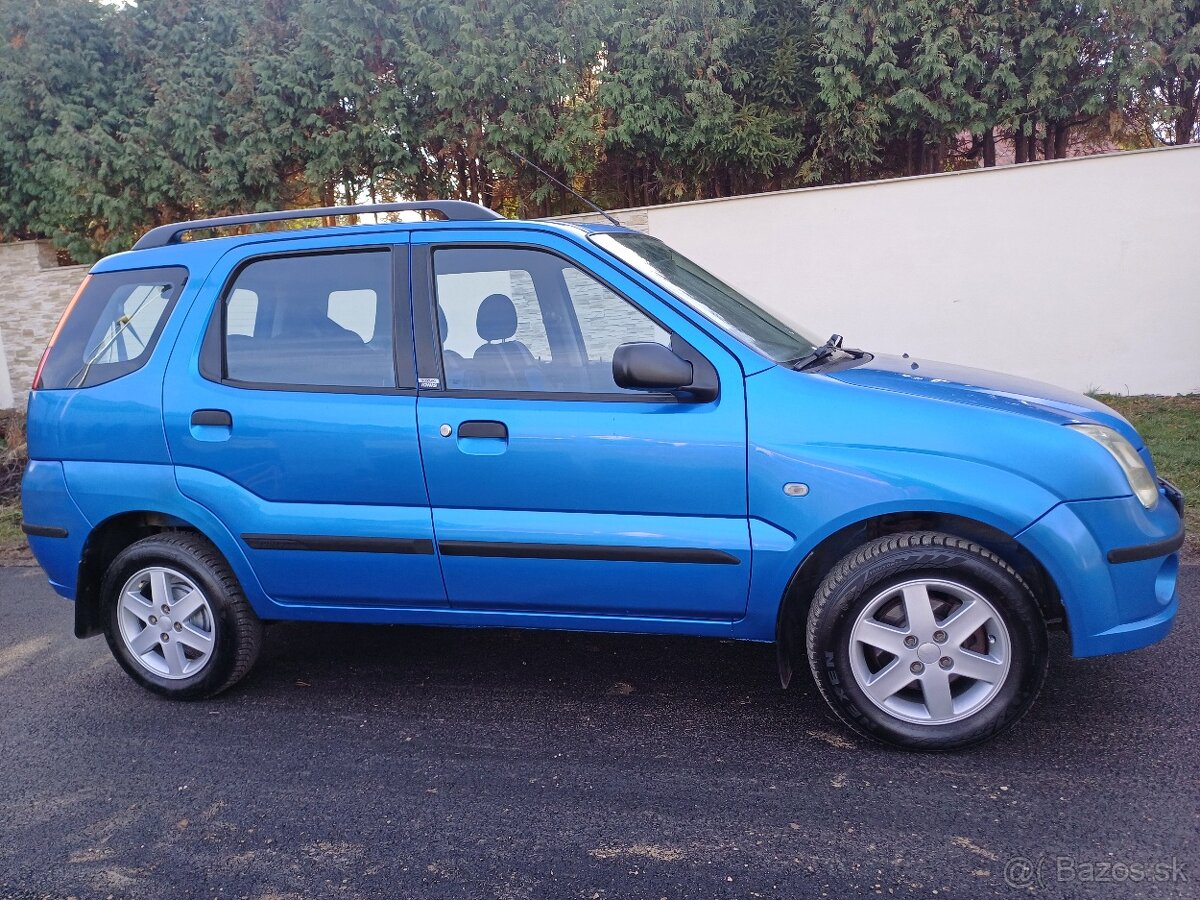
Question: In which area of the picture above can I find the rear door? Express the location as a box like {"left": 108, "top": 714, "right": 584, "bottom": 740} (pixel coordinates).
{"left": 163, "top": 233, "right": 447, "bottom": 609}
{"left": 411, "top": 228, "right": 751, "bottom": 621}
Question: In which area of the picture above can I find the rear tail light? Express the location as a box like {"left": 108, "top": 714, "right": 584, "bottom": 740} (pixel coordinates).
{"left": 32, "top": 275, "right": 90, "bottom": 390}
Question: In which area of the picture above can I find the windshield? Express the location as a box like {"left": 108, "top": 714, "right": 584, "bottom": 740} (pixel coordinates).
{"left": 592, "top": 232, "right": 818, "bottom": 363}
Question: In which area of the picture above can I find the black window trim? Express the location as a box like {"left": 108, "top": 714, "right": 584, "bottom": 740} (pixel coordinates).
{"left": 199, "top": 245, "right": 417, "bottom": 396}
{"left": 412, "top": 241, "right": 720, "bottom": 404}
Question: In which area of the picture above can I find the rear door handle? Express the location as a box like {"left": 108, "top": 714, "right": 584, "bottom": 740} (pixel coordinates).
{"left": 191, "top": 409, "right": 232, "bottom": 427}
{"left": 457, "top": 420, "right": 507, "bottom": 439}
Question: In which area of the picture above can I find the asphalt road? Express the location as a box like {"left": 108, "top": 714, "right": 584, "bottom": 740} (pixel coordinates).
{"left": 0, "top": 566, "right": 1196, "bottom": 900}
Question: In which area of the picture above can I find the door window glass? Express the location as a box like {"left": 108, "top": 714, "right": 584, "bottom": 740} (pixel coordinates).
{"left": 222, "top": 251, "right": 397, "bottom": 388}
{"left": 432, "top": 247, "right": 668, "bottom": 394}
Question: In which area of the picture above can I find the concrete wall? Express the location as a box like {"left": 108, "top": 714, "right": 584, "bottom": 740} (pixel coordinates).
{"left": 0, "top": 242, "right": 88, "bottom": 408}
{"left": 563, "top": 145, "right": 1200, "bottom": 395}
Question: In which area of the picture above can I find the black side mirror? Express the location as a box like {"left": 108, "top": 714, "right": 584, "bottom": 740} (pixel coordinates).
{"left": 613, "top": 342, "right": 696, "bottom": 394}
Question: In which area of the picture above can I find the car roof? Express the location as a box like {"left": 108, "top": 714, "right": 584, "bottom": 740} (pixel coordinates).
{"left": 90, "top": 206, "right": 637, "bottom": 274}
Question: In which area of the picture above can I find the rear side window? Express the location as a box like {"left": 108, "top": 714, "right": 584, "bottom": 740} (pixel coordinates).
{"left": 35, "top": 267, "right": 187, "bottom": 390}
{"left": 219, "top": 250, "right": 398, "bottom": 389}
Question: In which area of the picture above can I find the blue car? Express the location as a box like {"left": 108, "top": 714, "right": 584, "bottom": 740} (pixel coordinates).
{"left": 21, "top": 201, "right": 1184, "bottom": 750}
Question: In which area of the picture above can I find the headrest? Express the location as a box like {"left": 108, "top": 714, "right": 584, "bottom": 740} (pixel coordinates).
{"left": 476, "top": 293, "right": 517, "bottom": 341}
{"left": 438, "top": 306, "right": 449, "bottom": 339}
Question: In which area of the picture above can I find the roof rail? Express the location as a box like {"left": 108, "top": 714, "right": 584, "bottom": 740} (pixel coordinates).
{"left": 132, "top": 201, "right": 505, "bottom": 250}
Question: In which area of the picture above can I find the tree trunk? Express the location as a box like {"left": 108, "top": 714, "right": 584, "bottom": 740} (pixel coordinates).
{"left": 1174, "top": 80, "right": 1199, "bottom": 143}
{"left": 1053, "top": 123, "right": 1070, "bottom": 159}
{"left": 321, "top": 182, "right": 336, "bottom": 226}
{"left": 983, "top": 128, "right": 996, "bottom": 167}
{"left": 1014, "top": 128, "right": 1027, "bottom": 164}
{"left": 481, "top": 167, "right": 495, "bottom": 210}
{"left": 455, "top": 149, "right": 468, "bottom": 202}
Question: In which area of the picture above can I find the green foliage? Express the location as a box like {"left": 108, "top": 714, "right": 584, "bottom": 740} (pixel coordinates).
{"left": 1135, "top": 0, "right": 1200, "bottom": 144}
{"left": 0, "top": 0, "right": 1188, "bottom": 260}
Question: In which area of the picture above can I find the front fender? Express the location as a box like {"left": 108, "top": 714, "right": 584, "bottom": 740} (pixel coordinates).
{"left": 737, "top": 444, "right": 1065, "bottom": 640}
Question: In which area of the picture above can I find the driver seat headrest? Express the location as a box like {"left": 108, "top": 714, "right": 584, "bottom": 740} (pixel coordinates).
{"left": 476, "top": 293, "right": 518, "bottom": 342}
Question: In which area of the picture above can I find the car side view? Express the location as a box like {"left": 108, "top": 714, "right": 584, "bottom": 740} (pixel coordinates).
{"left": 21, "top": 201, "right": 1184, "bottom": 750}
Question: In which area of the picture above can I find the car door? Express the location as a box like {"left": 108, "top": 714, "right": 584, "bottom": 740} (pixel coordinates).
{"left": 163, "top": 233, "right": 447, "bottom": 609}
{"left": 411, "top": 228, "right": 751, "bottom": 620}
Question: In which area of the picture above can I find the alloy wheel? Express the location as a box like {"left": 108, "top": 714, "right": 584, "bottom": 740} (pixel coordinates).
{"left": 848, "top": 578, "right": 1011, "bottom": 725}
{"left": 116, "top": 566, "right": 216, "bottom": 680}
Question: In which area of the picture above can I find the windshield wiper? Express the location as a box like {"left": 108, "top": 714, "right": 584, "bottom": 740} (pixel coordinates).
{"left": 66, "top": 286, "right": 163, "bottom": 388}
{"left": 792, "top": 333, "right": 848, "bottom": 371}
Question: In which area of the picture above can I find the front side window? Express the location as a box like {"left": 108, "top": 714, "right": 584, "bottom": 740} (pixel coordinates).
{"left": 36, "top": 267, "right": 187, "bottom": 390}
{"left": 433, "top": 247, "right": 669, "bottom": 394}
{"left": 221, "top": 251, "right": 397, "bottom": 389}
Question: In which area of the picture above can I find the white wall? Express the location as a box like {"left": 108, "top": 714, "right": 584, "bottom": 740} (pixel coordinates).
{"left": 572, "top": 145, "right": 1200, "bottom": 395}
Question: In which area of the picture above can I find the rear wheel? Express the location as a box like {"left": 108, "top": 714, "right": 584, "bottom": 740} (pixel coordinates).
{"left": 806, "top": 531, "right": 1048, "bottom": 750}
{"left": 102, "top": 533, "right": 262, "bottom": 699}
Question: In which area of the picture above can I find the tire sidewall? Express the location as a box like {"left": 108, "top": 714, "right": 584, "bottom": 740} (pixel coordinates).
{"left": 102, "top": 537, "right": 240, "bottom": 699}
{"left": 809, "top": 539, "right": 1048, "bottom": 750}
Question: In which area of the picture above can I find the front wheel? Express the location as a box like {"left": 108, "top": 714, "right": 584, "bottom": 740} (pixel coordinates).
{"left": 806, "top": 532, "right": 1048, "bottom": 750}
{"left": 102, "top": 532, "right": 263, "bottom": 699}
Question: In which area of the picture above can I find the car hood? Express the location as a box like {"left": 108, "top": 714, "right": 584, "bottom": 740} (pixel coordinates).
{"left": 827, "top": 353, "right": 1142, "bottom": 448}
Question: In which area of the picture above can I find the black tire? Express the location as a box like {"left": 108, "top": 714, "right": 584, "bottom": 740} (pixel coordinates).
{"left": 806, "top": 531, "right": 1048, "bottom": 751}
{"left": 101, "top": 532, "right": 263, "bottom": 700}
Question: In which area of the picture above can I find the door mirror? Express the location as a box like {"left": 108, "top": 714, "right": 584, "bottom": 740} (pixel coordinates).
{"left": 613, "top": 342, "right": 694, "bottom": 393}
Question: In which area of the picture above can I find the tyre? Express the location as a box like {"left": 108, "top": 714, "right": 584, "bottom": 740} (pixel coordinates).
{"left": 806, "top": 531, "right": 1048, "bottom": 750}
{"left": 101, "top": 532, "right": 263, "bottom": 699}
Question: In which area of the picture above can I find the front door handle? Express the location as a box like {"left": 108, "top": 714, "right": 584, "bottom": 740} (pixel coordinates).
{"left": 457, "top": 420, "right": 507, "bottom": 439}
{"left": 191, "top": 409, "right": 233, "bottom": 427}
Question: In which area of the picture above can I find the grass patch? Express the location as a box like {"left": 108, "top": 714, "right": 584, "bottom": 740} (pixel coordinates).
{"left": 1097, "top": 394, "right": 1197, "bottom": 553}
{"left": 0, "top": 503, "right": 21, "bottom": 545}
{"left": 0, "top": 409, "right": 28, "bottom": 561}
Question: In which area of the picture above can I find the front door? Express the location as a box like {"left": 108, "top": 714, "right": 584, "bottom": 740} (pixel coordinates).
{"left": 412, "top": 229, "right": 750, "bottom": 620}
{"left": 163, "top": 235, "right": 447, "bottom": 609}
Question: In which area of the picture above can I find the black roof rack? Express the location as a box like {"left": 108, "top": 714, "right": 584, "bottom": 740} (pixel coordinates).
{"left": 132, "top": 201, "right": 505, "bottom": 250}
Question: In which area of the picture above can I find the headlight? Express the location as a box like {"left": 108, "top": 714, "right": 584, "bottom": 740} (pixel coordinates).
{"left": 1067, "top": 424, "right": 1159, "bottom": 508}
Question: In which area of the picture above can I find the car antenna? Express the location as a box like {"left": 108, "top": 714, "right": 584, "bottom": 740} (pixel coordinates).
{"left": 509, "top": 150, "right": 622, "bottom": 227}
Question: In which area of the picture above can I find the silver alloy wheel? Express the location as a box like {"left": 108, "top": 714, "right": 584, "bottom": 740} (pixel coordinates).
{"left": 116, "top": 566, "right": 216, "bottom": 680}
{"left": 848, "top": 578, "right": 1011, "bottom": 725}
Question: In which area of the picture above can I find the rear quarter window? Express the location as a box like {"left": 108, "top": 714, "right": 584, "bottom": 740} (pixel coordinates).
{"left": 35, "top": 267, "right": 188, "bottom": 390}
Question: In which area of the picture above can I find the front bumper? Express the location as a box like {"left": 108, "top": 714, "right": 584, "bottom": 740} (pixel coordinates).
{"left": 1017, "top": 482, "right": 1184, "bottom": 658}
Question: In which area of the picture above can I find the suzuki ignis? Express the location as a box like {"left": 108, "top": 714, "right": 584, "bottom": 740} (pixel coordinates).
{"left": 22, "top": 202, "right": 1184, "bottom": 749}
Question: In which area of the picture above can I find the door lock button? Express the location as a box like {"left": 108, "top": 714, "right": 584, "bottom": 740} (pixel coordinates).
{"left": 439, "top": 424, "right": 452, "bottom": 437}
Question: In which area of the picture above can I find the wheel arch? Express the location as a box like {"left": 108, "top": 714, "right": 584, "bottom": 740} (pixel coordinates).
{"left": 774, "top": 510, "right": 1064, "bottom": 688}
{"left": 74, "top": 510, "right": 214, "bottom": 638}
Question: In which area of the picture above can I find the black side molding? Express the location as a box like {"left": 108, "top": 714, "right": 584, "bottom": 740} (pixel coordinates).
{"left": 21, "top": 523, "right": 68, "bottom": 538}
{"left": 1107, "top": 525, "right": 1185, "bottom": 564}
{"left": 438, "top": 541, "right": 740, "bottom": 565}
{"left": 243, "top": 534, "right": 435, "bottom": 554}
